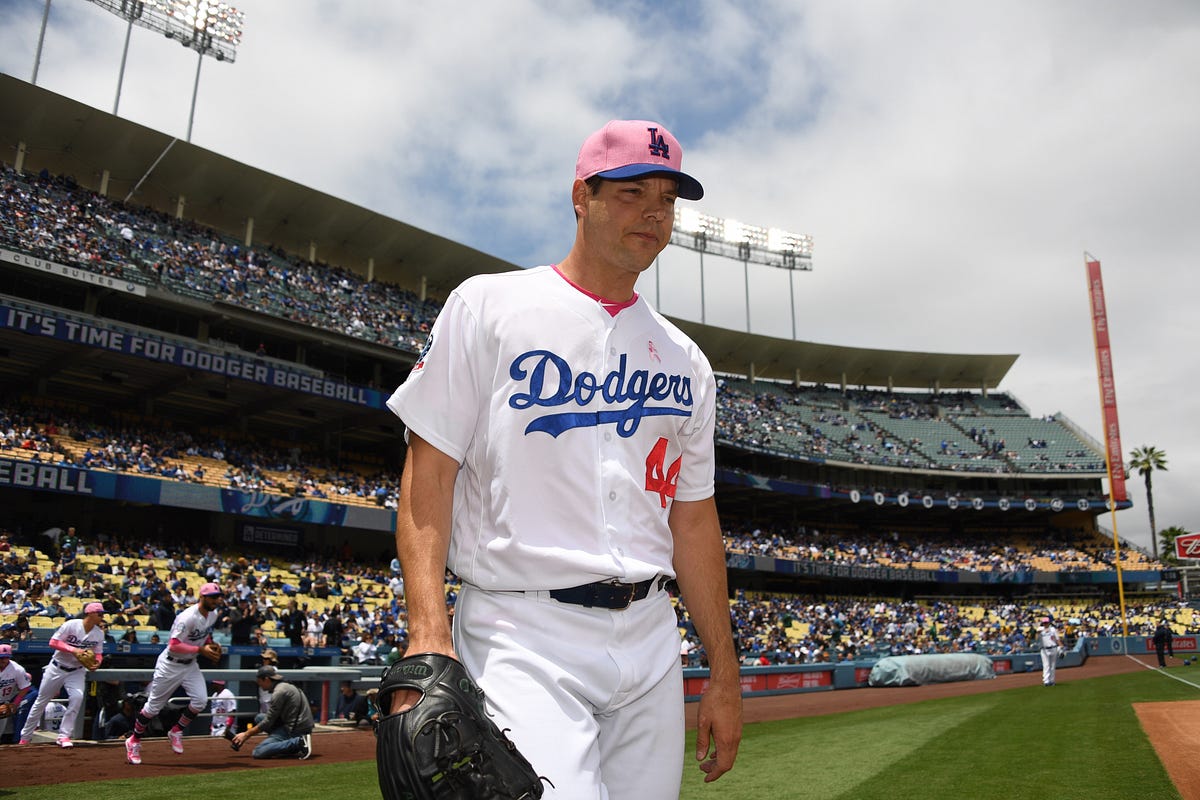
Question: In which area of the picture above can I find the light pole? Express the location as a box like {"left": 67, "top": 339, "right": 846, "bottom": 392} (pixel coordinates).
{"left": 670, "top": 208, "right": 812, "bottom": 337}
{"left": 85, "top": 0, "right": 245, "bottom": 140}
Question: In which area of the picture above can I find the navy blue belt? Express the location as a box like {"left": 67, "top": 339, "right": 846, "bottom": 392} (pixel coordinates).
{"left": 166, "top": 655, "right": 195, "bottom": 665}
{"left": 549, "top": 577, "right": 665, "bottom": 610}
{"left": 51, "top": 660, "right": 79, "bottom": 672}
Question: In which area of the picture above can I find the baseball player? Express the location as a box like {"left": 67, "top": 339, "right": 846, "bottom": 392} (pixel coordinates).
{"left": 123, "top": 582, "right": 225, "bottom": 765}
{"left": 1039, "top": 616, "right": 1063, "bottom": 686}
{"left": 209, "top": 679, "right": 237, "bottom": 737}
{"left": 0, "top": 643, "right": 32, "bottom": 743}
{"left": 18, "top": 601, "right": 106, "bottom": 746}
{"left": 386, "top": 119, "right": 743, "bottom": 798}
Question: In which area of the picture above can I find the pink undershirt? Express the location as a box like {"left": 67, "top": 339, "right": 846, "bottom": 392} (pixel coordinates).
{"left": 552, "top": 265, "right": 637, "bottom": 317}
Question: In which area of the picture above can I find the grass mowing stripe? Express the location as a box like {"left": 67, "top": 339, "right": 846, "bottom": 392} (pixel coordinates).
{"left": 681, "top": 699, "right": 996, "bottom": 799}
{"left": 837, "top": 676, "right": 1185, "bottom": 800}
{"left": 683, "top": 670, "right": 1196, "bottom": 800}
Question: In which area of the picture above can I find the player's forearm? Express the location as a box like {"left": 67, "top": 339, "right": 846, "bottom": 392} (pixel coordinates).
{"left": 395, "top": 434, "right": 458, "bottom": 653}
{"left": 670, "top": 497, "right": 740, "bottom": 683}
{"left": 168, "top": 637, "right": 201, "bottom": 654}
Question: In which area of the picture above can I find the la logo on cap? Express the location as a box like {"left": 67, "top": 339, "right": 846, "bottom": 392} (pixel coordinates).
{"left": 647, "top": 127, "right": 669, "bottom": 160}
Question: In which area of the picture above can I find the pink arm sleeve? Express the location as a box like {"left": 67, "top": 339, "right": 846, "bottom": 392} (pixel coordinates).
{"left": 169, "top": 637, "right": 201, "bottom": 654}
{"left": 49, "top": 638, "right": 76, "bottom": 654}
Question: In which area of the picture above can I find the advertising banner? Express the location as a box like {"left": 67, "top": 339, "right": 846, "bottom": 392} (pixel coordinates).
{"left": 1086, "top": 258, "right": 1128, "bottom": 503}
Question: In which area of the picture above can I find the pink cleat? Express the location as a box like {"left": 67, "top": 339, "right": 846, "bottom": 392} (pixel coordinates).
{"left": 56, "top": 735, "right": 73, "bottom": 748}
{"left": 168, "top": 729, "right": 184, "bottom": 754}
{"left": 17, "top": 739, "right": 30, "bottom": 745}
{"left": 125, "top": 737, "right": 142, "bottom": 765}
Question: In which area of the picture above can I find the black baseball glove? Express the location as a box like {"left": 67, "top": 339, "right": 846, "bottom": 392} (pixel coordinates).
{"left": 376, "top": 653, "right": 546, "bottom": 800}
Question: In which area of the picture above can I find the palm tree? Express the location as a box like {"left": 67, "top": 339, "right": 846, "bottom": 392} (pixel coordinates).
{"left": 1158, "top": 526, "right": 1189, "bottom": 566}
{"left": 1129, "top": 445, "right": 1168, "bottom": 561}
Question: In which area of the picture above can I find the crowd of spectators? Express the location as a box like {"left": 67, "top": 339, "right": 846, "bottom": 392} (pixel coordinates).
{"left": 722, "top": 524, "right": 1155, "bottom": 574}
{"left": 715, "top": 379, "right": 1106, "bottom": 474}
{"left": 0, "top": 524, "right": 1182, "bottom": 675}
{"left": 0, "top": 164, "right": 439, "bottom": 354}
{"left": 1, "top": 402, "right": 402, "bottom": 510}
{"left": 678, "top": 591, "right": 1194, "bottom": 667}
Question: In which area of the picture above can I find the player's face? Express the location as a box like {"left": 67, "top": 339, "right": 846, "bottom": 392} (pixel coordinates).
{"left": 201, "top": 594, "right": 223, "bottom": 612}
{"left": 577, "top": 176, "right": 678, "bottom": 279}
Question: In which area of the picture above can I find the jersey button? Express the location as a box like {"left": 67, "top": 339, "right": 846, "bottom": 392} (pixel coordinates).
{"left": 608, "top": 491, "right": 617, "bottom": 501}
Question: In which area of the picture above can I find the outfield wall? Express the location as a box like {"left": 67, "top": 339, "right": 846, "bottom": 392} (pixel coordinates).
{"left": 681, "top": 636, "right": 1190, "bottom": 701}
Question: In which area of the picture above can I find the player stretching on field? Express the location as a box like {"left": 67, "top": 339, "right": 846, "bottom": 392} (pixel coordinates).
{"left": 387, "top": 119, "right": 743, "bottom": 798}
{"left": 124, "top": 582, "right": 224, "bottom": 765}
{"left": 19, "top": 602, "right": 106, "bottom": 746}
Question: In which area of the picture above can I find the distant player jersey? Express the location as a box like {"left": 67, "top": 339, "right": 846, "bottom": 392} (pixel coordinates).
{"left": 162, "top": 603, "right": 220, "bottom": 662}
{"left": 1040, "top": 626, "right": 1060, "bottom": 648}
{"left": 387, "top": 265, "right": 717, "bottom": 591}
{"left": 50, "top": 619, "right": 105, "bottom": 668}
{"left": 0, "top": 658, "right": 31, "bottom": 702}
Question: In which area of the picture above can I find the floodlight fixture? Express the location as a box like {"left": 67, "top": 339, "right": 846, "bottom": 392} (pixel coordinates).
{"left": 84, "top": 0, "right": 244, "bottom": 140}
{"left": 666, "top": 208, "right": 813, "bottom": 338}
{"left": 670, "top": 208, "right": 813, "bottom": 270}
{"left": 87, "top": 0, "right": 244, "bottom": 62}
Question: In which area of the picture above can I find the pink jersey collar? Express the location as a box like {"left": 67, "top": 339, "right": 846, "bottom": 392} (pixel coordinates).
{"left": 552, "top": 265, "right": 638, "bottom": 317}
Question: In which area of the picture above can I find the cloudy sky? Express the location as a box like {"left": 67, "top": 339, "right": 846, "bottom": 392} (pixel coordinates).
{"left": 3, "top": 0, "right": 1198, "bottom": 554}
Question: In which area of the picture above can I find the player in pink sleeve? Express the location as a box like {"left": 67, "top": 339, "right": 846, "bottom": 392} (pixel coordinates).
{"left": 123, "top": 583, "right": 224, "bottom": 765}
{"left": 18, "top": 603, "right": 106, "bottom": 746}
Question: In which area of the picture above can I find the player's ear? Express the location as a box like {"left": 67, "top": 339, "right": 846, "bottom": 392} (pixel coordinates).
{"left": 572, "top": 179, "right": 590, "bottom": 219}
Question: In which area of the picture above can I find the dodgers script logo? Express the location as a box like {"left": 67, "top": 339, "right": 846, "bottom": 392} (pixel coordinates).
{"left": 508, "top": 350, "right": 691, "bottom": 438}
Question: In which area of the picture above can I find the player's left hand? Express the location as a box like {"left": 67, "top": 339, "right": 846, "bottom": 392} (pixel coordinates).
{"left": 694, "top": 675, "right": 743, "bottom": 783}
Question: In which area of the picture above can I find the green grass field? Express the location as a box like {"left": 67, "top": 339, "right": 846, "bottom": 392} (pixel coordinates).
{"left": 11, "top": 669, "right": 1193, "bottom": 800}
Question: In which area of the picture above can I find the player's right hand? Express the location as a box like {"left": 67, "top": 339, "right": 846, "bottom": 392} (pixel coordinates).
{"left": 385, "top": 644, "right": 458, "bottom": 714}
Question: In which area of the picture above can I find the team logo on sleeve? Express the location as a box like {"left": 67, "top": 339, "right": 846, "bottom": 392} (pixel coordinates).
{"left": 412, "top": 332, "right": 434, "bottom": 373}
{"left": 508, "top": 350, "right": 691, "bottom": 437}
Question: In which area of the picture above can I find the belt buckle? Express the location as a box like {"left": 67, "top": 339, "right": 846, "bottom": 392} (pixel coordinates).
{"left": 603, "top": 579, "right": 635, "bottom": 611}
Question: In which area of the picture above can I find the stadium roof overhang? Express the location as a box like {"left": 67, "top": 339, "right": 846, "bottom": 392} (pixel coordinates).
{"left": 1, "top": 76, "right": 1019, "bottom": 391}
{"left": 0, "top": 74, "right": 509, "bottom": 298}
{"left": 670, "top": 318, "right": 1018, "bottom": 390}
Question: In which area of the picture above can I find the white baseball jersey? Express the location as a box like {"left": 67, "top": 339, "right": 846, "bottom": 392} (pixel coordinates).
{"left": 1040, "top": 625, "right": 1061, "bottom": 649}
{"left": 0, "top": 658, "right": 31, "bottom": 703}
{"left": 387, "top": 266, "right": 717, "bottom": 591}
{"left": 50, "top": 619, "right": 105, "bottom": 667}
{"left": 163, "top": 602, "right": 221, "bottom": 657}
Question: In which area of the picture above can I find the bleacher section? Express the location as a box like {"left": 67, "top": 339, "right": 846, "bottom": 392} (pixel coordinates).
{"left": 717, "top": 377, "right": 1105, "bottom": 473}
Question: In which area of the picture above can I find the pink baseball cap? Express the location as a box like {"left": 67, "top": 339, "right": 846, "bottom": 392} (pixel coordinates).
{"left": 199, "top": 582, "right": 224, "bottom": 597}
{"left": 576, "top": 120, "right": 704, "bottom": 200}
{"left": 84, "top": 602, "right": 105, "bottom": 615}
{"left": 0, "top": 643, "right": 11, "bottom": 657}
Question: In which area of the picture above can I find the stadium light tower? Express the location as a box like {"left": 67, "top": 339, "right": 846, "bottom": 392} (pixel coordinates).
{"left": 84, "top": 0, "right": 245, "bottom": 141}
{"left": 669, "top": 209, "right": 813, "bottom": 338}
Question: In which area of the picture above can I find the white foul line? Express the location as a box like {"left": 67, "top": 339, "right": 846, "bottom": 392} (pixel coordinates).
{"left": 1125, "top": 654, "right": 1200, "bottom": 691}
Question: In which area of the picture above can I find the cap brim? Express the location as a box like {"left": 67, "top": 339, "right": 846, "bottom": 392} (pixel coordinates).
{"left": 594, "top": 164, "right": 703, "bottom": 201}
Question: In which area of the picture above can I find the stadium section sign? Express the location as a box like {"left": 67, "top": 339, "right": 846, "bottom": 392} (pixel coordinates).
{"left": 0, "top": 246, "right": 147, "bottom": 296}
{"left": 0, "top": 302, "right": 383, "bottom": 408}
